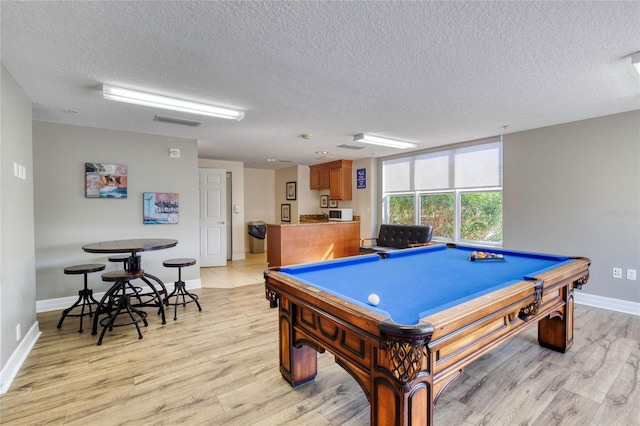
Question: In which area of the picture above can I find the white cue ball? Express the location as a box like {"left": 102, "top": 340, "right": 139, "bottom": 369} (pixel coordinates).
{"left": 367, "top": 293, "right": 380, "bottom": 306}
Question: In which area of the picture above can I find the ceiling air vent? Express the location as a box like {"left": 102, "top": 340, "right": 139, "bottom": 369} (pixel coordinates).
{"left": 337, "top": 144, "right": 365, "bottom": 150}
{"left": 154, "top": 115, "right": 202, "bottom": 127}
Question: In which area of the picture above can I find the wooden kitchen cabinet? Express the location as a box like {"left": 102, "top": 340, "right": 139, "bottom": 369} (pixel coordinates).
{"left": 309, "top": 160, "right": 352, "bottom": 200}
{"left": 310, "top": 166, "right": 330, "bottom": 190}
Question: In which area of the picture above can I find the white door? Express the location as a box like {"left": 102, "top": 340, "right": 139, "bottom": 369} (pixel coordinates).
{"left": 199, "top": 168, "right": 227, "bottom": 267}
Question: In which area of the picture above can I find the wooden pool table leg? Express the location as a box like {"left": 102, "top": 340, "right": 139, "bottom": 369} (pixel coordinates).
{"left": 371, "top": 376, "right": 433, "bottom": 426}
{"left": 277, "top": 298, "right": 318, "bottom": 387}
{"left": 538, "top": 286, "right": 574, "bottom": 353}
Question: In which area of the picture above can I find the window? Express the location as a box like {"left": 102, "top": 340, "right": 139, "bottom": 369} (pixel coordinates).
{"left": 460, "top": 190, "right": 502, "bottom": 242}
{"left": 387, "top": 194, "right": 415, "bottom": 224}
{"left": 383, "top": 139, "right": 502, "bottom": 245}
{"left": 420, "top": 192, "right": 454, "bottom": 238}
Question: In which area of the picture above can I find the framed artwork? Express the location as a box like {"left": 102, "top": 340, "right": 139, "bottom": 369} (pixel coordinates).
{"left": 286, "top": 181, "right": 297, "bottom": 200}
{"left": 143, "top": 192, "right": 179, "bottom": 224}
{"left": 85, "top": 163, "right": 127, "bottom": 198}
{"left": 281, "top": 204, "right": 291, "bottom": 222}
{"left": 320, "top": 195, "right": 329, "bottom": 208}
{"left": 329, "top": 199, "right": 338, "bottom": 208}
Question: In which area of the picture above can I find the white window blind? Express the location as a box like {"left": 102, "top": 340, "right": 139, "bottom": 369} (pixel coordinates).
{"left": 454, "top": 142, "right": 502, "bottom": 188}
{"left": 383, "top": 138, "right": 502, "bottom": 192}
{"left": 383, "top": 157, "right": 412, "bottom": 192}
{"left": 415, "top": 151, "right": 451, "bottom": 190}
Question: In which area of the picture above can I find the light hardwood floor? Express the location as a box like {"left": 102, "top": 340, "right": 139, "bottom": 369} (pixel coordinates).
{"left": 1, "top": 253, "right": 639, "bottom": 425}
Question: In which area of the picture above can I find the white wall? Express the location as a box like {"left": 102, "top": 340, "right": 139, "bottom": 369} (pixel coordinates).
{"left": 198, "top": 158, "right": 246, "bottom": 259}
{"left": 33, "top": 122, "right": 200, "bottom": 301}
{"left": 1, "top": 64, "right": 37, "bottom": 392}
{"left": 503, "top": 110, "right": 640, "bottom": 304}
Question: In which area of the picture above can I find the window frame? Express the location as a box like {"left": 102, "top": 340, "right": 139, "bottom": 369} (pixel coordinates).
{"left": 382, "top": 138, "right": 503, "bottom": 246}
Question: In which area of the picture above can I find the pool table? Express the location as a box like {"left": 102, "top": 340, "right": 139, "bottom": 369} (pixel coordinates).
{"left": 264, "top": 243, "right": 590, "bottom": 426}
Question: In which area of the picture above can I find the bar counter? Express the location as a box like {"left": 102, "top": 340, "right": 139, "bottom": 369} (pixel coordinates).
{"left": 266, "top": 221, "right": 360, "bottom": 267}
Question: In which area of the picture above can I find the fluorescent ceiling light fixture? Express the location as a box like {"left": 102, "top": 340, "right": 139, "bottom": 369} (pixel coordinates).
{"left": 632, "top": 52, "right": 640, "bottom": 75}
{"left": 103, "top": 84, "right": 244, "bottom": 120}
{"left": 353, "top": 133, "right": 417, "bottom": 149}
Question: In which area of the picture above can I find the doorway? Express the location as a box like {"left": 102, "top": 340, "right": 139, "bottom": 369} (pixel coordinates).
{"left": 226, "top": 171, "right": 232, "bottom": 261}
{"left": 198, "top": 168, "right": 227, "bottom": 267}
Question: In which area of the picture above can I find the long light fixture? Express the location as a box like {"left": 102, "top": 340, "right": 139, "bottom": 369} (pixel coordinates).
{"left": 103, "top": 84, "right": 244, "bottom": 121}
{"left": 353, "top": 133, "right": 417, "bottom": 149}
{"left": 632, "top": 52, "right": 640, "bottom": 75}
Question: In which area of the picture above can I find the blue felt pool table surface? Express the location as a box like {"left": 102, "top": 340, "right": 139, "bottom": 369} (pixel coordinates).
{"left": 278, "top": 244, "right": 573, "bottom": 325}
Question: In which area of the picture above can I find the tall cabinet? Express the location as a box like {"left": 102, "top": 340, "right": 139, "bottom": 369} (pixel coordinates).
{"left": 309, "top": 159, "right": 353, "bottom": 200}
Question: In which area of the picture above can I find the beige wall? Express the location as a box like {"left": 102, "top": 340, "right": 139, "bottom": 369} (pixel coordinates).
{"left": 244, "top": 168, "right": 276, "bottom": 251}
{"left": 1, "top": 64, "right": 37, "bottom": 387}
{"left": 271, "top": 160, "right": 378, "bottom": 241}
{"left": 274, "top": 165, "right": 300, "bottom": 223}
{"left": 34, "top": 122, "right": 200, "bottom": 301}
{"left": 503, "top": 110, "right": 640, "bottom": 303}
{"left": 296, "top": 165, "right": 316, "bottom": 215}
{"left": 352, "top": 157, "right": 378, "bottom": 239}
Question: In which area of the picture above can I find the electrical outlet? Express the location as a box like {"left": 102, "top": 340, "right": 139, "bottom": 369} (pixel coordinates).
{"left": 613, "top": 267, "right": 622, "bottom": 279}
{"left": 16, "top": 324, "right": 21, "bottom": 341}
{"left": 627, "top": 269, "right": 637, "bottom": 281}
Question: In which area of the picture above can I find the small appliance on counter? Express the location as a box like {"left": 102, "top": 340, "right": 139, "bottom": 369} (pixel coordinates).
{"left": 329, "top": 208, "right": 353, "bottom": 221}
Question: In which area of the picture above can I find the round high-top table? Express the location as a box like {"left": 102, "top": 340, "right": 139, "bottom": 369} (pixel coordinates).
{"left": 82, "top": 238, "right": 178, "bottom": 270}
{"left": 82, "top": 238, "right": 178, "bottom": 334}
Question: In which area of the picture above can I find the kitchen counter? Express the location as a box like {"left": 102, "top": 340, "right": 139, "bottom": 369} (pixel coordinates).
{"left": 266, "top": 221, "right": 360, "bottom": 267}
{"left": 297, "top": 214, "right": 361, "bottom": 224}
{"left": 273, "top": 220, "right": 359, "bottom": 226}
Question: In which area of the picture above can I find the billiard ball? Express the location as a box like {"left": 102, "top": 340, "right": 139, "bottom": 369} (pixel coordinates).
{"left": 368, "top": 293, "right": 380, "bottom": 306}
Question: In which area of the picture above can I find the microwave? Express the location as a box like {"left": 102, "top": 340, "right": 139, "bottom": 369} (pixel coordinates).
{"left": 328, "top": 208, "right": 353, "bottom": 221}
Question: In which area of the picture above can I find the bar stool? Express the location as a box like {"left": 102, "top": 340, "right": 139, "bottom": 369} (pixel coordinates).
{"left": 107, "top": 254, "right": 143, "bottom": 303}
{"left": 92, "top": 269, "right": 147, "bottom": 346}
{"left": 163, "top": 258, "right": 202, "bottom": 320}
{"left": 109, "top": 254, "right": 168, "bottom": 319}
{"left": 108, "top": 254, "right": 130, "bottom": 267}
{"left": 57, "top": 263, "right": 106, "bottom": 333}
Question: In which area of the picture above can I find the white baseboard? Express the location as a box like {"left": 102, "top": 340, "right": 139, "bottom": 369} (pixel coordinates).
{"left": 232, "top": 253, "right": 246, "bottom": 261}
{"left": 36, "top": 278, "right": 202, "bottom": 313}
{"left": 575, "top": 292, "right": 639, "bottom": 316}
{"left": 0, "top": 321, "right": 41, "bottom": 394}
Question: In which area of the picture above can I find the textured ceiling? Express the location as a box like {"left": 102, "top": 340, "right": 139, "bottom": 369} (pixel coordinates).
{"left": 2, "top": 1, "right": 639, "bottom": 169}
